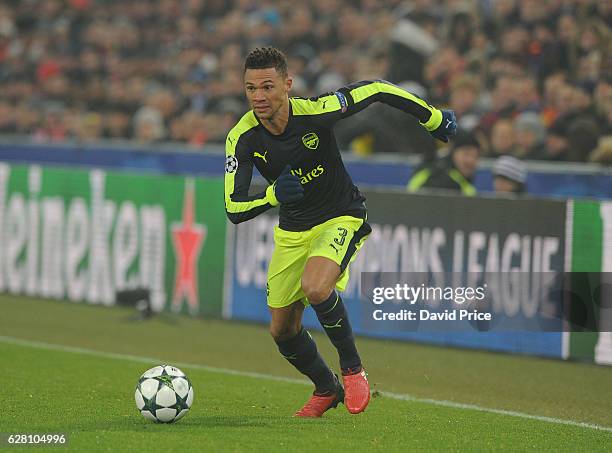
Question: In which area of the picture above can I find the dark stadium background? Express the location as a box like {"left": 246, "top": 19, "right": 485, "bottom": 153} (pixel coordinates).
{"left": 0, "top": 1, "right": 611, "bottom": 451}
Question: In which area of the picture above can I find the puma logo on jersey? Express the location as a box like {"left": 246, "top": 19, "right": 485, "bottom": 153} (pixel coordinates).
{"left": 322, "top": 99, "right": 327, "bottom": 109}
{"left": 253, "top": 150, "right": 268, "bottom": 163}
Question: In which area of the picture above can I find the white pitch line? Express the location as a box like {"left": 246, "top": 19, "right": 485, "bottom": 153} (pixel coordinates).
{"left": 1, "top": 335, "right": 611, "bottom": 433}
{"left": 378, "top": 392, "right": 612, "bottom": 433}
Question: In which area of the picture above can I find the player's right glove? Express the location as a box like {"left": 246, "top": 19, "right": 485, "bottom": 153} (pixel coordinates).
{"left": 430, "top": 109, "right": 457, "bottom": 143}
{"left": 274, "top": 165, "right": 304, "bottom": 203}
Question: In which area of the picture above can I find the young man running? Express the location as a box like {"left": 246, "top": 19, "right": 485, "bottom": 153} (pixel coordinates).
{"left": 224, "top": 47, "right": 456, "bottom": 417}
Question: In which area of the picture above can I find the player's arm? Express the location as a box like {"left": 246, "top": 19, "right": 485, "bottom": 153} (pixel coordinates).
{"left": 224, "top": 133, "right": 278, "bottom": 224}
{"left": 224, "top": 135, "right": 304, "bottom": 224}
{"left": 301, "top": 80, "right": 456, "bottom": 142}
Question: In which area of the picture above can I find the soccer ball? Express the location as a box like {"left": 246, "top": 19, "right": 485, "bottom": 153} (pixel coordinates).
{"left": 134, "top": 365, "right": 194, "bottom": 423}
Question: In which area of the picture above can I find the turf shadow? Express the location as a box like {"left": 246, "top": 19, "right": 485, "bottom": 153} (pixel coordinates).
{"left": 73, "top": 414, "right": 276, "bottom": 432}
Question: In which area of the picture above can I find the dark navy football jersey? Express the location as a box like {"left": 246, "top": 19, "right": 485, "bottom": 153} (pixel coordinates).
{"left": 225, "top": 80, "right": 442, "bottom": 231}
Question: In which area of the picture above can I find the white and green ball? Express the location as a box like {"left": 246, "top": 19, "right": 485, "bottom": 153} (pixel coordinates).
{"left": 134, "top": 365, "right": 194, "bottom": 423}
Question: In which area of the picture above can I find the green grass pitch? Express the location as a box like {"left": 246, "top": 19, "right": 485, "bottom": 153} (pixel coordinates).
{"left": 1, "top": 295, "right": 611, "bottom": 452}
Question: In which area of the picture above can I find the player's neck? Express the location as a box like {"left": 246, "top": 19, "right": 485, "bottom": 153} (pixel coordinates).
{"left": 260, "top": 98, "right": 290, "bottom": 135}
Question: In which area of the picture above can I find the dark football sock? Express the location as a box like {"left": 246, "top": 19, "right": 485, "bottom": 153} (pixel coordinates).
{"left": 312, "top": 291, "right": 362, "bottom": 371}
{"left": 275, "top": 327, "right": 336, "bottom": 394}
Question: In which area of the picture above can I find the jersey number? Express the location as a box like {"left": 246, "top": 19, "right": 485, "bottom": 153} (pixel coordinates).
{"left": 333, "top": 227, "right": 348, "bottom": 246}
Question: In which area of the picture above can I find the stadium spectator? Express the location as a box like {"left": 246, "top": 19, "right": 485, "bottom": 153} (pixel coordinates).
{"left": 424, "top": 47, "right": 463, "bottom": 105}
{"left": 0, "top": 0, "right": 607, "bottom": 164}
{"left": 541, "top": 72, "right": 568, "bottom": 127}
{"left": 492, "top": 155, "right": 527, "bottom": 194}
{"left": 104, "top": 110, "right": 132, "bottom": 140}
{"left": 514, "top": 76, "right": 541, "bottom": 113}
{"left": 76, "top": 112, "right": 104, "bottom": 143}
{"left": 477, "top": 75, "right": 519, "bottom": 135}
{"left": 133, "top": 106, "right": 166, "bottom": 144}
{"left": 0, "top": 100, "right": 14, "bottom": 134}
{"left": 487, "top": 118, "right": 516, "bottom": 158}
{"left": 589, "top": 136, "right": 612, "bottom": 165}
{"left": 448, "top": 75, "right": 482, "bottom": 132}
{"left": 541, "top": 119, "right": 571, "bottom": 161}
{"left": 32, "top": 105, "right": 68, "bottom": 143}
{"left": 407, "top": 131, "right": 479, "bottom": 196}
{"left": 566, "top": 117, "right": 601, "bottom": 161}
{"left": 594, "top": 78, "right": 612, "bottom": 136}
{"left": 514, "top": 112, "right": 546, "bottom": 159}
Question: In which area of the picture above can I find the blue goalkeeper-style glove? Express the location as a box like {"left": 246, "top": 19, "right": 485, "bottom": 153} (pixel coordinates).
{"left": 430, "top": 109, "right": 457, "bottom": 143}
{"left": 274, "top": 165, "right": 304, "bottom": 203}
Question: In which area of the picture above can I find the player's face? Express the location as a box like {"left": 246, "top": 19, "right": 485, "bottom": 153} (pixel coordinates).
{"left": 244, "top": 68, "right": 292, "bottom": 120}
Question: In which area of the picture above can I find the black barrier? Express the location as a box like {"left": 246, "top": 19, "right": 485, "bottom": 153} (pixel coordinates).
{"left": 360, "top": 190, "right": 566, "bottom": 276}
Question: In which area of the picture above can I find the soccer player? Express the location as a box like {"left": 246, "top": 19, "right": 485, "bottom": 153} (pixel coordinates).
{"left": 224, "top": 47, "right": 456, "bottom": 417}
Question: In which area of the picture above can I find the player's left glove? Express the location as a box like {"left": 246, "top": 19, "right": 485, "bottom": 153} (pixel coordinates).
{"left": 274, "top": 165, "right": 304, "bottom": 203}
{"left": 430, "top": 110, "right": 457, "bottom": 143}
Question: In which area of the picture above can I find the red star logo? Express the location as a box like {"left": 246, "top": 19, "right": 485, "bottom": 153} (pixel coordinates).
{"left": 171, "top": 179, "right": 206, "bottom": 313}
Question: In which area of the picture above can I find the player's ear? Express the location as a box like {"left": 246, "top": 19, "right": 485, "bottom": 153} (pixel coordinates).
{"left": 285, "top": 76, "right": 293, "bottom": 93}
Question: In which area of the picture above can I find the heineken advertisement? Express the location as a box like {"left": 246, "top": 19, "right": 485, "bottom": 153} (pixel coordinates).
{"left": 0, "top": 164, "right": 225, "bottom": 317}
{"left": 566, "top": 200, "right": 612, "bottom": 365}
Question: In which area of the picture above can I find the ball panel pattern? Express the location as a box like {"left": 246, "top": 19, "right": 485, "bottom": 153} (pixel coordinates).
{"left": 134, "top": 389, "right": 145, "bottom": 410}
{"left": 135, "top": 365, "right": 195, "bottom": 423}
{"left": 141, "top": 366, "right": 164, "bottom": 378}
{"left": 156, "top": 408, "right": 177, "bottom": 423}
{"left": 164, "top": 366, "right": 185, "bottom": 377}
{"left": 139, "top": 378, "right": 160, "bottom": 399}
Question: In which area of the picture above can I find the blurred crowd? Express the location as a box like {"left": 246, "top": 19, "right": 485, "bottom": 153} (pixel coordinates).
{"left": 0, "top": 0, "right": 610, "bottom": 162}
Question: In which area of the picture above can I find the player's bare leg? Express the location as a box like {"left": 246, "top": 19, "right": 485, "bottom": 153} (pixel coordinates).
{"left": 269, "top": 300, "right": 305, "bottom": 342}
{"left": 269, "top": 301, "right": 343, "bottom": 417}
{"left": 302, "top": 256, "right": 370, "bottom": 414}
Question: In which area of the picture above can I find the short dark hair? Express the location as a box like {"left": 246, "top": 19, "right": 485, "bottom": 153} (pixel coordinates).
{"left": 451, "top": 131, "right": 481, "bottom": 151}
{"left": 244, "top": 47, "right": 288, "bottom": 78}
